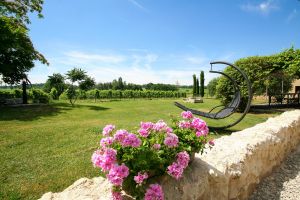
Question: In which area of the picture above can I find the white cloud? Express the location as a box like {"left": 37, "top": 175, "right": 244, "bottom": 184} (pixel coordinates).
{"left": 241, "top": 0, "right": 279, "bottom": 15}
{"left": 286, "top": 9, "right": 297, "bottom": 23}
{"left": 64, "top": 51, "right": 125, "bottom": 64}
{"left": 28, "top": 49, "right": 233, "bottom": 85}
{"left": 185, "top": 56, "right": 207, "bottom": 65}
{"left": 128, "top": 0, "right": 148, "bottom": 12}
{"left": 88, "top": 67, "right": 200, "bottom": 85}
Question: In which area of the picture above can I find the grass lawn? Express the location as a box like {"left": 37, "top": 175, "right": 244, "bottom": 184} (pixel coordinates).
{"left": 0, "top": 98, "right": 280, "bottom": 199}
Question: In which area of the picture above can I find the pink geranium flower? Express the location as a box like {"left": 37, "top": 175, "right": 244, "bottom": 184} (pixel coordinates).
{"left": 167, "top": 162, "right": 184, "bottom": 180}
{"left": 164, "top": 133, "right": 179, "bottom": 148}
{"left": 114, "top": 129, "right": 129, "bottom": 143}
{"left": 134, "top": 172, "right": 148, "bottom": 185}
{"left": 181, "top": 111, "right": 193, "bottom": 119}
{"left": 152, "top": 143, "right": 161, "bottom": 150}
{"left": 144, "top": 184, "right": 164, "bottom": 200}
{"left": 107, "top": 163, "right": 129, "bottom": 186}
{"left": 121, "top": 133, "right": 141, "bottom": 148}
{"left": 100, "top": 137, "right": 114, "bottom": 147}
{"left": 178, "top": 120, "right": 191, "bottom": 129}
{"left": 153, "top": 120, "right": 167, "bottom": 131}
{"left": 177, "top": 151, "right": 190, "bottom": 168}
{"left": 111, "top": 191, "right": 122, "bottom": 200}
{"left": 138, "top": 128, "right": 150, "bottom": 138}
{"left": 91, "top": 148, "right": 117, "bottom": 172}
{"left": 102, "top": 124, "right": 115, "bottom": 136}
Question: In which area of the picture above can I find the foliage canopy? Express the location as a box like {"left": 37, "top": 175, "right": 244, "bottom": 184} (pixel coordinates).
{"left": 0, "top": 0, "right": 47, "bottom": 85}
{"left": 216, "top": 47, "right": 300, "bottom": 106}
{"left": 0, "top": 16, "right": 48, "bottom": 84}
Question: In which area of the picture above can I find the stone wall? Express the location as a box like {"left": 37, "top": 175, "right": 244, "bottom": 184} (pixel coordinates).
{"left": 40, "top": 110, "right": 300, "bottom": 200}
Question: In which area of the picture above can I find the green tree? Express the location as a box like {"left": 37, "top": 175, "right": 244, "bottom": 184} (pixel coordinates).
{"left": 196, "top": 78, "right": 200, "bottom": 96}
{"left": 79, "top": 76, "right": 96, "bottom": 91}
{"left": 0, "top": 0, "right": 44, "bottom": 24}
{"left": 65, "top": 68, "right": 87, "bottom": 105}
{"left": 207, "top": 77, "right": 219, "bottom": 97}
{"left": 192, "top": 74, "right": 197, "bottom": 96}
{"left": 216, "top": 47, "right": 300, "bottom": 108}
{"left": 44, "top": 73, "right": 65, "bottom": 96}
{"left": 0, "top": 17, "right": 48, "bottom": 84}
{"left": 0, "top": 0, "right": 47, "bottom": 84}
{"left": 50, "top": 87, "right": 58, "bottom": 100}
{"left": 200, "top": 71, "right": 205, "bottom": 97}
{"left": 118, "top": 77, "right": 124, "bottom": 90}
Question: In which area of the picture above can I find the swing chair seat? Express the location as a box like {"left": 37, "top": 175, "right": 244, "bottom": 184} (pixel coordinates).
{"left": 174, "top": 61, "right": 252, "bottom": 129}
{"left": 175, "top": 90, "right": 241, "bottom": 119}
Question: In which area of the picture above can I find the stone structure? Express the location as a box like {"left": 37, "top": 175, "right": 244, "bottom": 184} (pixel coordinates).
{"left": 184, "top": 97, "right": 203, "bottom": 103}
{"left": 40, "top": 110, "right": 300, "bottom": 200}
{"left": 290, "top": 79, "right": 300, "bottom": 93}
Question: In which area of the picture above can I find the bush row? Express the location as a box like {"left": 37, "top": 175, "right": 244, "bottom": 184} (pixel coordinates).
{"left": 0, "top": 89, "right": 50, "bottom": 104}
{"left": 60, "top": 89, "right": 187, "bottom": 100}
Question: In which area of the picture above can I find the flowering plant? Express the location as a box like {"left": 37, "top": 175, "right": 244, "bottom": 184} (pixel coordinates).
{"left": 92, "top": 111, "right": 213, "bottom": 200}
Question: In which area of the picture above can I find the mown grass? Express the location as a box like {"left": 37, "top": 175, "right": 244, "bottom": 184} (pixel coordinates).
{"left": 0, "top": 98, "right": 280, "bottom": 199}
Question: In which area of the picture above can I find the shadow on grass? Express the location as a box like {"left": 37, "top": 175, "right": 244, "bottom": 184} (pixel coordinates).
{"left": 0, "top": 102, "right": 109, "bottom": 121}
{"left": 249, "top": 108, "right": 290, "bottom": 115}
{"left": 209, "top": 128, "right": 240, "bottom": 136}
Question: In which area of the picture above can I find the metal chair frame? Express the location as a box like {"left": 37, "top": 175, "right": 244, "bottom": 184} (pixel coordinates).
{"left": 175, "top": 61, "right": 252, "bottom": 129}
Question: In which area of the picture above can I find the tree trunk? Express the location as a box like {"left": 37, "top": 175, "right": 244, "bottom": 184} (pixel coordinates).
{"left": 22, "top": 80, "right": 28, "bottom": 104}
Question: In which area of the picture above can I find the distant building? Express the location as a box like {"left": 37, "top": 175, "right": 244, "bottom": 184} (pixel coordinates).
{"left": 290, "top": 79, "right": 300, "bottom": 93}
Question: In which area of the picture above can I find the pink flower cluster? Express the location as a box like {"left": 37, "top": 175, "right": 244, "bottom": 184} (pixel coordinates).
{"left": 111, "top": 191, "right": 122, "bottom": 200}
{"left": 192, "top": 118, "right": 209, "bottom": 137}
{"left": 134, "top": 172, "right": 148, "bottom": 185}
{"left": 167, "top": 151, "right": 190, "bottom": 180}
{"left": 100, "top": 137, "right": 114, "bottom": 147}
{"left": 102, "top": 124, "right": 115, "bottom": 136}
{"left": 144, "top": 184, "right": 164, "bottom": 200}
{"left": 164, "top": 133, "right": 179, "bottom": 148}
{"left": 93, "top": 116, "right": 210, "bottom": 200}
{"left": 181, "top": 111, "right": 193, "bottom": 119}
{"left": 107, "top": 163, "right": 129, "bottom": 186}
{"left": 138, "top": 122, "right": 154, "bottom": 137}
{"left": 138, "top": 120, "right": 173, "bottom": 138}
{"left": 179, "top": 111, "right": 209, "bottom": 137}
{"left": 152, "top": 143, "right": 161, "bottom": 150}
{"left": 114, "top": 129, "right": 141, "bottom": 148}
{"left": 91, "top": 148, "right": 117, "bottom": 171}
{"left": 176, "top": 151, "right": 190, "bottom": 168}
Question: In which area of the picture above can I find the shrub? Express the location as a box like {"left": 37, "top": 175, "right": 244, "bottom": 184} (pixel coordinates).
{"left": 13, "top": 89, "right": 23, "bottom": 98}
{"left": 50, "top": 88, "right": 59, "bottom": 100}
{"left": 92, "top": 111, "right": 214, "bottom": 199}
{"left": 30, "top": 89, "right": 50, "bottom": 103}
{"left": 0, "top": 89, "right": 14, "bottom": 104}
{"left": 207, "top": 77, "right": 219, "bottom": 97}
{"left": 0, "top": 89, "right": 14, "bottom": 99}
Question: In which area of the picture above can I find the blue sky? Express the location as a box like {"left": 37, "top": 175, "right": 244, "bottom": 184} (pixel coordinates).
{"left": 27, "top": 0, "right": 300, "bottom": 85}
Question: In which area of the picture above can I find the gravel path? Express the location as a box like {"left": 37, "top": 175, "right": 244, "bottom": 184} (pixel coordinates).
{"left": 249, "top": 145, "right": 300, "bottom": 200}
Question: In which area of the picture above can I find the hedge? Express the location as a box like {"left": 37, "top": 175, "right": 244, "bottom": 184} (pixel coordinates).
{"left": 60, "top": 89, "right": 187, "bottom": 100}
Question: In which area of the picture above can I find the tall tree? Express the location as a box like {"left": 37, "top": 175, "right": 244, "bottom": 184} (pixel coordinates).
{"left": 0, "top": 16, "right": 48, "bottom": 84}
{"left": 207, "top": 77, "right": 219, "bottom": 97}
{"left": 200, "top": 71, "right": 205, "bottom": 97}
{"left": 192, "top": 74, "right": 197, "bottom": 96}
{"left": 196, "top": 78, "right": 200, "bottom": 96}
{"left": 65, "top": 68, "right": 87, "bottom": 105}
{"left": 0, "top": 0, "right": 47, "bottom": 104}
{"left": 118, "top": 77, "right": 124, "bottom": 90}
{"left": 79, "top": 76, "right": 95, "bottom": 91}
{"left": 0, "top": 0, "right": 44, "bottom": 24}
{"left": 44, "top": 73, "right": 65, "bottom": 96}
